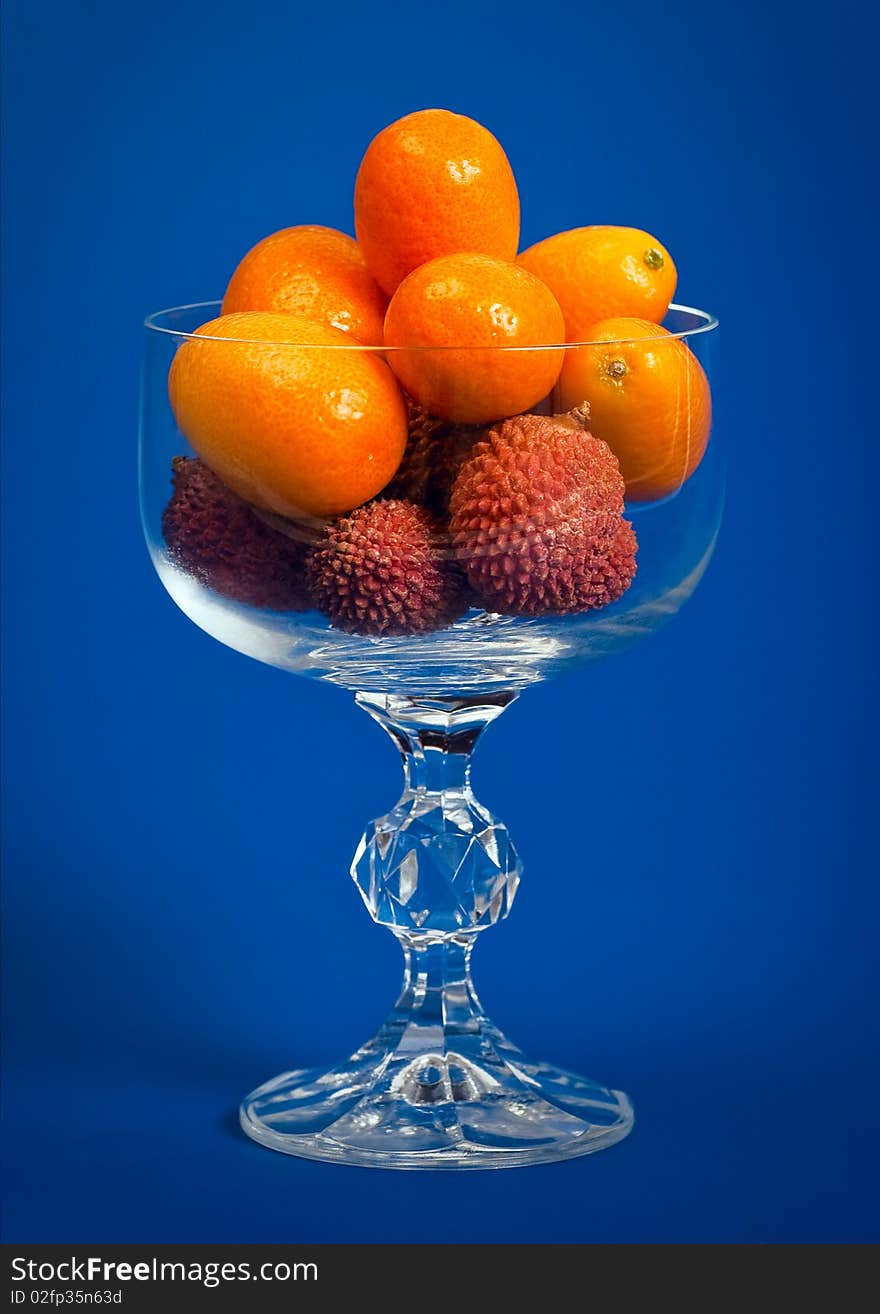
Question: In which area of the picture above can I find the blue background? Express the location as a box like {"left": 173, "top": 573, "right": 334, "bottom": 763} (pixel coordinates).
{"left": 2, "top": 0, "right": 877, "bottom": 1243}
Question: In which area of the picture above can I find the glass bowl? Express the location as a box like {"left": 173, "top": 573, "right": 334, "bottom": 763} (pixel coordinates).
{"left": 140, "top": 301, "right": 721, "bottom": 1169}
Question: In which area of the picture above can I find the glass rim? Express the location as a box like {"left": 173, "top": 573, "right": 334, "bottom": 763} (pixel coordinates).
{"left": 143, "top": 300, "right": 719, "bottom": 351}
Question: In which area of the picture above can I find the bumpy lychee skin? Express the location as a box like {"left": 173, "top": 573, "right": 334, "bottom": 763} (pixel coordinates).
{"left": 307, "top": 498, "right": 468, "bottom": 636}
{"left": 449, "top": 413, "right": 637, "bottom": 616}
{"left": 386, "top": 400, "right": 482, "bottom": 515}
{"left": 162, "top": 457, "right": 313, "bottom": 611}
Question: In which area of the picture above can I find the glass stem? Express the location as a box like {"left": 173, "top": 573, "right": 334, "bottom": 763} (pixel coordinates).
{"left": 391, "top": 933, "right": 483, "bottom": 1039}
{"left": 351, "top": 692, "right": 523, "bottom": 939}
{"left": 243, "top": 694, "right": 635, "bottom": 1161}
{"left": 356, "top": 691, "right": 516, "bottom": 797}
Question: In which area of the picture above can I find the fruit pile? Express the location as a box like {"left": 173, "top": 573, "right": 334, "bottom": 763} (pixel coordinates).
{"left": 164, "top": 109, "right": 711, "bottom": 635}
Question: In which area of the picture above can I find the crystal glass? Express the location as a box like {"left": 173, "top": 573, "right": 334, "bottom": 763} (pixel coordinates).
{"left": 140, "top": 302, "right": 721, "bottom": 1168}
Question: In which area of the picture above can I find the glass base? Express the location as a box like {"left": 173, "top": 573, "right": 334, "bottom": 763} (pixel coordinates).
{"left": 241, "top": 698, "right": 634, "bottom": 1170}
{"left": 240, "top": 1017, "right": 633, "bottom": 1170}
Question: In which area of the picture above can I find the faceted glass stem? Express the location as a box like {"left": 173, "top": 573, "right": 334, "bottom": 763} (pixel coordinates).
{"left": 240, "top": 692, "right": 634, "bottom": 1168}
{"left": 369, "top": 692, "right": 511, "bottom": 795}
{"left": 392, "top": 935, "right": 482, "bottom": 1036}
{"left": 351, "top": 692, "right": 522, "bottom": 936}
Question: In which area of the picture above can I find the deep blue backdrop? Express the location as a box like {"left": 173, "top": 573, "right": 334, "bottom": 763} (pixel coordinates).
{"left": 2, "top": 0, "right": 877, "bottom": 1243}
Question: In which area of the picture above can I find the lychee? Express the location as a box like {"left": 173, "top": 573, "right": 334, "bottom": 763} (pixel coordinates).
{"left": 162, "top": 457, "right": 313, "bottom": 611}
{"left": 386, "top": 400, "right": 482, "bottom": 516}
{"left": 449, "top": 413, "right": 637, "bottom": 616}
{"left": 307, "top": 499, "right": 468, "bottom": 636}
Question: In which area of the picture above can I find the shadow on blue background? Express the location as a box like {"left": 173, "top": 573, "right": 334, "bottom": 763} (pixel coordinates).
{"left": 1, "top": 0, "right": 877, "bottom": 1242}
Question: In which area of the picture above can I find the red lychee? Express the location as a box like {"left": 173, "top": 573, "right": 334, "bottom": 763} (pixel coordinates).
{"left": 307, "top": 498, "right": 468, "bottom": 636}
{"left": 162, "top": 456, "right": 313, "bottom": 611}
{"left": 449, "top": 413, "right": 637, "bottom": 616}
{"left": 386, "top": 400, "right": 482, "bottom": 516}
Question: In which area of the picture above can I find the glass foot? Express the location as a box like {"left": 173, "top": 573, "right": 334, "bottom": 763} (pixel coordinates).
{"left": 240, "top": 1018, "right": 633, "bottom": 1170}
